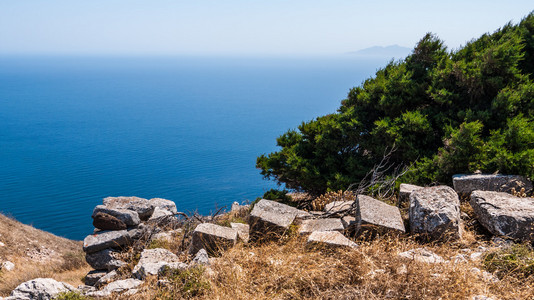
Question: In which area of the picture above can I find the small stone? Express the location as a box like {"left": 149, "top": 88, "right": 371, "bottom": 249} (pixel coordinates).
{"left": 230, "top": 222, "right": 250, "bottom": 243}
{"left": 1, "top": 261, "right": 15, "bottom": 271}
{"left": 87, "top": 279, "right": 143, "bottom": 297}
{"left": 148, "top": 207, "right": 174, "bottom": 220}
{"left": 132, "top": 248, "right": 186, "bottom": 279}
{"left": 92, "top": 212, "right": 127, "bottom": 231}
{"left": 306, "top": 231, "right": 358, "bottom": 248}
{"left": 398, "top": 248, "right": 444, "bottom": 264}
{"left": 189, "top": 223, "right": 238, "bottom": 255}
{"left": 149, "top": 198, "right": 178, "bottom": 214}
{"left": 470, "top": 252, "right": 484, "bottom": 261}
{"left": 231, "top": 202, "right": 250, "bottom": 212}
{"left": 298, "top": 218, "right": 344, "bottom": 235}
{"left": 0, "top": 241, "right": 5, "bottom": 247}
{"left": 190, "top": 248, "right": 210, "bottom": 266}
{"left": 103, "top": 196, "right": 155, "bottom": 220}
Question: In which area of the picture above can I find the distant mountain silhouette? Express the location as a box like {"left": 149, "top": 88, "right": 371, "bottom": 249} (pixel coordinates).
{"left": 348, "top": 45, "right": 411, "bottom": 58}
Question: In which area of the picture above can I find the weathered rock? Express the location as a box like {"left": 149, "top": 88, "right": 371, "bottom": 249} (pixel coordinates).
{"left": 298, "top": 218, "right": 344, "bottom": 235}
{"left": 230, "top": 222, "right": 250, "bottom": 243}
{"left": 398, "top": 248, "right": 444, "bottom": 264}
{"left": 453, "top": 174, "right": 533, "bottom": 196}
{"left": 94, "top": 270, "right": 118, "bottom": 288}
{"left": 132, "top": 248, "right": 186, "bottom": 279}
{"left": 10, "top": 278, "right": 75, "bottom": 300}
{"left": 85, "top": 248, "right": 126, "bottom": 271}
{"left": 306, "top": 231, "right": 358, "bottom": 248}
{"left": 148, "top": 207, "right": 174, "bottom": 221}
{"left": 1, "top": 261, "right": 14, "bottom": 271}
{"left": 248, "top": 199, "right": 307, "bottom": 242}
{"left": 470, "top": 191, "right": 534, "bottom": 241}
{"left": 87, "top": 279, "right": 143, "bottom": 298}
{"left": 324, "top": 201, "right": 354, "bottom": 216}
{"left": 189, "top": 223, "right": 238, "bottom": 255}
{"left": 355, "top": 195, "right": 405, "bottom": 235}
{"left": 190, "top": 248, "right": 210, "bottom": 266}
{"left": 83, "top": 230, "right": 132, "bottom": 253}
{"left": 399, "top": 183, "right": 423, "bottom": 203}
{"left": 149, "top": 198, "right": 178, "bottom": 214}
{"left": 92, "top": 212, "right": 127, "bottom": 231}
{"left": 84, "top": 270, "right": 107, "bottom": 287}
{"left": 409, "top": 186, "right": 462, "bottom": 241}
{"left": 103, "top": 196, "right": 155, "bottom": 220}
{"left": 92, "top": 205, "right": 140, "bottom": 227}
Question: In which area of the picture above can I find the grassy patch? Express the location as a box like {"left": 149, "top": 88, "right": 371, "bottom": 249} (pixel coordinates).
{"left": 484, "top": 243, "right": 534, "bottom": 278}
{"left": 157, "top": 266, "right": 211, "bottom": 299}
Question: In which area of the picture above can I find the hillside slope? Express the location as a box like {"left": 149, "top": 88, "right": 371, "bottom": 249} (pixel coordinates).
{"left": 0, "top": 213, "right": 90, "bottom": 296}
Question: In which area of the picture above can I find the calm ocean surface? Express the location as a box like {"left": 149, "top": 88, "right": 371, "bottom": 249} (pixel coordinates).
{"left": 0, "top": 55, "right": 389, "bottom": 240}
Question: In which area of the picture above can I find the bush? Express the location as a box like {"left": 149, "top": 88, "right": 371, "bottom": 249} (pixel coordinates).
{"left": 257, "top": 13, "right": 534, "bottom": 193}
{"left": 484, "top": 244, "right": 534, "bottom": 278}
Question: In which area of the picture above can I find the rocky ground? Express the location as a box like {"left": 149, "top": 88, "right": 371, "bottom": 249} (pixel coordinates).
{"left": 2, "top": 173, "right": 534, "bottom": 299}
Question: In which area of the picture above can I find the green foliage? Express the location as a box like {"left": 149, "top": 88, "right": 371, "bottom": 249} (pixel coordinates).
{"left": 262, "top": 189, "right": 295, "bottom": 206}
{"left": 257, "top": 12, "right": 534, "bottom": 192}
{"left": 54, "top": 291, "right": 87, "bottom": 300}
{"left": 484, "top": 244, "right": 534, "bottom": 278}
{"left": 158, "top": 266, "right": 211, "bottom": 298}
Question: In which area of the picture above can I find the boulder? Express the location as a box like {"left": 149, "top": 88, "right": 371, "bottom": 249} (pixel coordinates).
{"left": 87, "top": 279, "right": 143, "bottom": 298}
{"left": 324, "top": 201, "right": 354, "bottom": 216}
{"left": 230, "top": 222, "right": 250, "bottom": 243}
{"left": 83, "top": 230, "right": 132, "bottom": 254}
{"left": 189, "top": 223, "right": 238, "bottom": 255}
{"left": 1, "top": 261, "right": 14, "bottom": 271}
{"left": 399, "top": 183, "right": 423, "bottom": 203}
{"left": 10, "top": 278, "right": 75, "bottom": 300}
{"left": 190, "top": 248, "right": 210, "bottom": 266}
{"left": 248, "top": 199, "right": 307, "bottom": 241}
{"left": 84, "top": 270, "right": 107, "bottom": 287}
{"left": 470, "top": 191, "right": 534, "bottom": 241}
{"left": 453, "top": 174, "right": 533, "bottom": 196}
{"left": 85, "top": 248, "right": 126, "bottom": 271}
{"left": 132, "top": 248, "right": 186, "bottom": 279}
{"left": 92, "top": 212, "right": 127, "bottom": 231}
{"left": 149, "top": 198, "right": 178, "bottom": 214}
{"left": 306, "top": 231, "right": 358, "bottom": 248}
{"left": 409, "top": 186, "right": 462, "bottom": 241}
{"left": 398, "top": 248, "right": 444, "bottom": 264}
{"left": 92, "top": 205, "right": 140, "bottom": 227}
{"left": 355, "top": 195, "right": 405, "bottom": 235}
{"left": 298, "top": 218, "right": 344, "bottom": 235}
{"left": 103, "top": 196, "right": 155, "bottom": 220}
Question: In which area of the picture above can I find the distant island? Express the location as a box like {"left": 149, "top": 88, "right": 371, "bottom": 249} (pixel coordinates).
{"left": 347, "top": 44, "right": 411, "bottom": 58}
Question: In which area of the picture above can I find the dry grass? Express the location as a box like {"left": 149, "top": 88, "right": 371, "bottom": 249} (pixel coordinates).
{"left": 113, "top": 222, "right": 534, "bottom": 300}
{"left": 0, "top": 213, "right": 90, "bottom": 296}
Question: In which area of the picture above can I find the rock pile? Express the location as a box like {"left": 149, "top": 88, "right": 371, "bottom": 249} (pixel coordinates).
{"left": 4, "top": 173, "right": 532, "bottom": 298}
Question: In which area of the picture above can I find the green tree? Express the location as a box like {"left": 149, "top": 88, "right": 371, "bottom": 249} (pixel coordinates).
{"left": 257, "top": 12, "right": 534, "bottom": 194}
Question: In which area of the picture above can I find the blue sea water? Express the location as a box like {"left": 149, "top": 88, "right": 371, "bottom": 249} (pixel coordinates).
{"left": 0, "top": 55, "right": 389, "bottom": 240}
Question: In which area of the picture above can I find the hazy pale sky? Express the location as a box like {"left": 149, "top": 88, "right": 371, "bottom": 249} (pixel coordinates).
{"left": 0, "top": 1, "right": 532, "bottom": 55}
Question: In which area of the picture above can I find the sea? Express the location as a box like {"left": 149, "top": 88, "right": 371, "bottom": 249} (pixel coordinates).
{"left": 0, "top": 55, "right": 393, "bottom": 240}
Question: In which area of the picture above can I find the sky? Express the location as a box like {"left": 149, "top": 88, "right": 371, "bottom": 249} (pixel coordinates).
{"left": 0, "top": 1, "right": 533, "bottom": 56}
